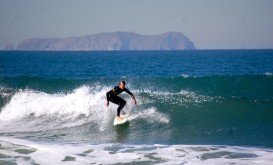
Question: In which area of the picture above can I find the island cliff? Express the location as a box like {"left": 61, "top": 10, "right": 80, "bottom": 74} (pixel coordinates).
{"left": 11, "top": 32, "right": 196, "bottom": 51}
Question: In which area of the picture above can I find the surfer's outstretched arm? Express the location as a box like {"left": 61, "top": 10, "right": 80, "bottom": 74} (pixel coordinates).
{"left": 124, "top": 88, "right": 137, "bottom": 104}
{"left": 106, "top": 89, "right": 112, "bottom": 107}
{"left": 106, "top": 90, "right": 112, "bottom": 101}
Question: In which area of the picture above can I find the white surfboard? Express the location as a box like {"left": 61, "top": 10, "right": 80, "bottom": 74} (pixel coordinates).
{"left": 113, "top": 114, "right": 129, "bottom": 126}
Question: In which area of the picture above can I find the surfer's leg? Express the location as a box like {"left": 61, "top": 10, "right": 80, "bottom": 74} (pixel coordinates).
{"left": 117, "top": 97, "right": 126, "bottom": 117}
{"left": 109, "top": 96, "right": 126, "bottom": 117}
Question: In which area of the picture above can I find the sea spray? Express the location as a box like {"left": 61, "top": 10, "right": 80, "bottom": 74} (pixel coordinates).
{"left": 0, "top": 85, "right": 169, "bottom": 133}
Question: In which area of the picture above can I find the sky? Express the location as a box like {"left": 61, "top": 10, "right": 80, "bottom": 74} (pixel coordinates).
{"left": 0, "top": 0, "right": 273, "bottom": 49}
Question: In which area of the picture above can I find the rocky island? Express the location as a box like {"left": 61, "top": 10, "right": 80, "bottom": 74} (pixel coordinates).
{"left": 5, "top": 32, "right": 196, "bottom": 51}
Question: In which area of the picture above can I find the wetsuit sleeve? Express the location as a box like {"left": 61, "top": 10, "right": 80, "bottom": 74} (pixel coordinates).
{"left": 124, "top": 88, "right": 135, "bottom": 99}
{"left": 106, "top": 89, "right": 112, "bottom": 101}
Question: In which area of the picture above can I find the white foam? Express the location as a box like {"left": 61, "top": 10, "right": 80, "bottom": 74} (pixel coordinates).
{"left": 128, "top": 107, "right": 169, "bottom": 123}
{"left": 181, "top": 73, "right": 189, "bottom": 78}
{"left": 0, "top": 137, "right": 272, "bottom": 165}
{"left": 0, "top": 85, "right": 13, "bottom": 98}
{"left": 134, "top": 89, "right": 215, "bottom": 108}
{"left": 0, "top": 85, "right": 169, "bottom": 133}
{"left": 264, "top": 72, "right": 273, "bottom": 76}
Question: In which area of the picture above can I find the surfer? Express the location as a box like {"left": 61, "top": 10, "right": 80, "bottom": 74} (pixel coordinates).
{"left": 106, "top": 81, "right": 137, "bottom": 120}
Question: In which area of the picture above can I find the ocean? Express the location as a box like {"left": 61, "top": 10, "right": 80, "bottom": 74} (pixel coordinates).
{"left": 0, "top": 50, "right": 273, "bottom": 164}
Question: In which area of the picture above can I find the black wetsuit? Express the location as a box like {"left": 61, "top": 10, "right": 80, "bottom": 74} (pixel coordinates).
{"left": 106, "top": 86, "right": 135, "bottom": 116}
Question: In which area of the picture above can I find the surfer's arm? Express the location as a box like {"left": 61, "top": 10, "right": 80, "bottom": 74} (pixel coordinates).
{"left": 106, "top": 90, "right": 112, "bottom": 101}
{"left": 106, "top": 89, "right": 113, "bottom": 107}
{"left": 124, "top": 88, "right": 135, "bottom": 100}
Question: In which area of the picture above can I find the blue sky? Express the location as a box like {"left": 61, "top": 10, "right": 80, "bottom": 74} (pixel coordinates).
{"left": 0, "top": 0, "right": 273, "bottom": 49}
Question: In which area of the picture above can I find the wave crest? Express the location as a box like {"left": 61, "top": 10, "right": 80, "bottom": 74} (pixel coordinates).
{"left": 0, "top": 85, "right": 169, "bottom": 133}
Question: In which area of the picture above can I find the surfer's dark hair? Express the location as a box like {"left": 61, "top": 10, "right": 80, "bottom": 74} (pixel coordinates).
{"left": 120, "top": 81, "right": 126, "bottom": 85}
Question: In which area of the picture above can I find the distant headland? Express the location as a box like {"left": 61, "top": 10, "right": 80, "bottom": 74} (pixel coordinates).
{"left": 3, "top": 32, "right": 195, "bottom": 51}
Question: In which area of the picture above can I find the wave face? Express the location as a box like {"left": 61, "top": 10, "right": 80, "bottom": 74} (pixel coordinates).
{"left": 0, "top": 75, "right": 273, "bottom": 147}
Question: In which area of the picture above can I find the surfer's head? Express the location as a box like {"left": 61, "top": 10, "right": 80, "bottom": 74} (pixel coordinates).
{"left": 119, "top": 81, "right": 126, "bottom": 89}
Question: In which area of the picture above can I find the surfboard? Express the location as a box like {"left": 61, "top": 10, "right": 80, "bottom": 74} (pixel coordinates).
{"left": 120, "top": 114, "right": 129, "bottom": 118}
{"left": 113, "top": 114, "right": 129, "bottom": 126}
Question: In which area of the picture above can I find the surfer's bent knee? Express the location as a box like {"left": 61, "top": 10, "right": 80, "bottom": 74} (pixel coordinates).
{"left": 119, "top": 100, "right": 126, "bottom": 107}
{"left": 122, "top": 101, "right": 126, "bottom": 107}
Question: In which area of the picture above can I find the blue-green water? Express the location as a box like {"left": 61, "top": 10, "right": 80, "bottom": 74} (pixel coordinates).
{"left": 0, "top": 50, "right": 273, "bottom": 164}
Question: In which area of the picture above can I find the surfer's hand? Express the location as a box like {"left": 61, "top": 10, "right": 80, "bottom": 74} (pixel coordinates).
{"left": 106, "top": 101, "right": 109, "bottom": 107}
{"left": 132, "top": 98, "right": 137, "bottom": 105}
